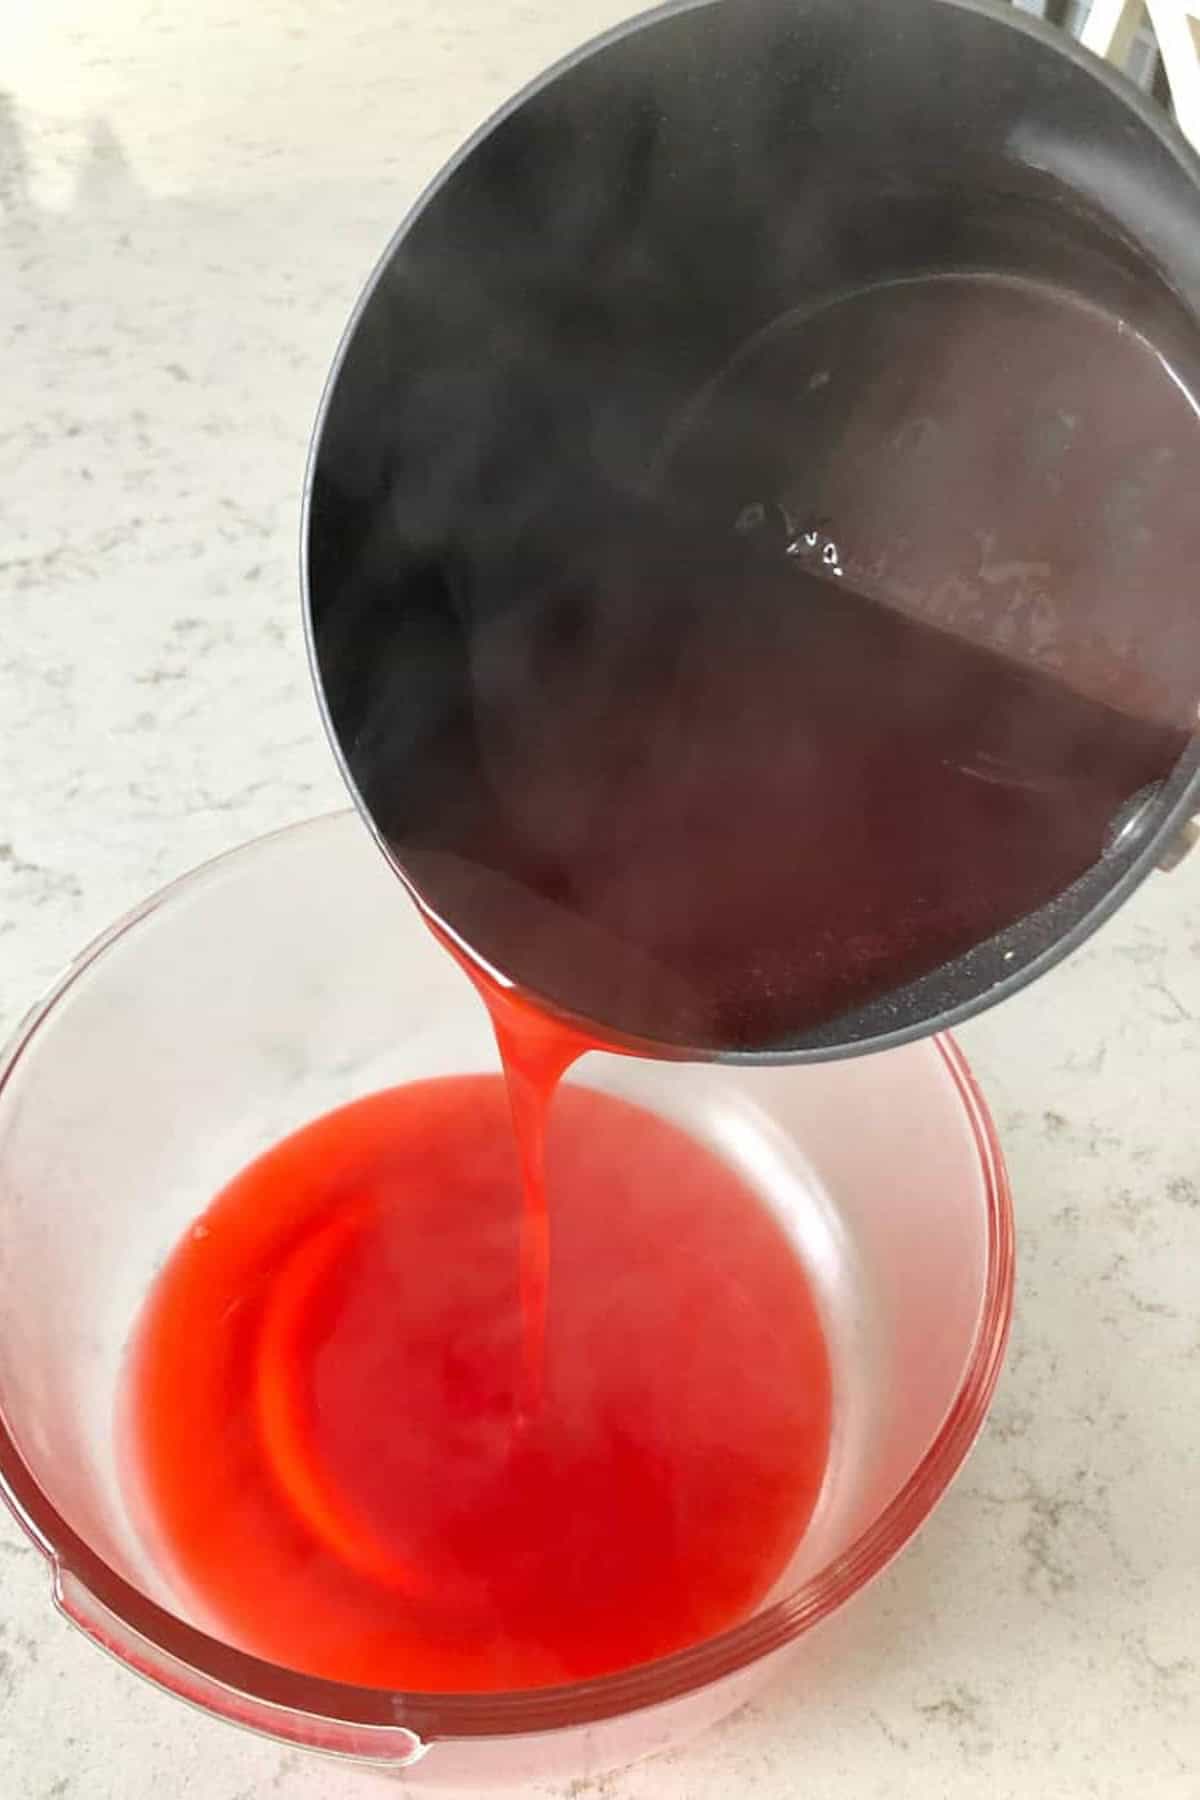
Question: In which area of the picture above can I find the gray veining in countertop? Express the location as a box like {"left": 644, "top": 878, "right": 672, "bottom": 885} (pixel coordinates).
{"left": 2, "top": 4, "right": 1199, "bottom": 1796}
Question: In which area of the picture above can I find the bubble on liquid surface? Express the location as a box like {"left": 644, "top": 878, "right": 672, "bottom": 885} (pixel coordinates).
{"left": 735, "top": 501, "right": 768, "bottom": 536}
{"left": 733, "top": 499, "right": 796, "bottom": 554}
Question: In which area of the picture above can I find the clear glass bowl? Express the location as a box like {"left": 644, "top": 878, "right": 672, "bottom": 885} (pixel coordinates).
{"left": 0, "top": 814, "right": 1013, "bottom": 1788}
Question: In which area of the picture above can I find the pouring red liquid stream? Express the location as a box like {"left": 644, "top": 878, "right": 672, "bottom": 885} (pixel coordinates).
{"left": 464, "top": 963, "right": 592, "bottom": 1418}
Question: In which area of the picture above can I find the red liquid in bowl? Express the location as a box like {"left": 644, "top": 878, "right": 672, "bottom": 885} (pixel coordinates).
{"left": 124, "top": 1075, "right": 832, "bottom": 1690}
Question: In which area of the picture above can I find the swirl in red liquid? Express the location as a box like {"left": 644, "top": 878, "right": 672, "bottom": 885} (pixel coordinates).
{"left": 123, "top": 1073, "right": 832, "bottom": 1691}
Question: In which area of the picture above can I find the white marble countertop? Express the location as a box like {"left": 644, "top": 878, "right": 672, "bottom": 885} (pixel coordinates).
{"left": 2, "top": 3, "right": 1199, "bottom": 1796}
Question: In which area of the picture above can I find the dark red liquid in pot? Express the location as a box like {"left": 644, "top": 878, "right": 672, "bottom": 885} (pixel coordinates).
{"left": 124, "top": 1075, "right": 832, "bottom": 1690}
{"left": 364, "top": 276, "right": 1198, "bottom": 1051}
